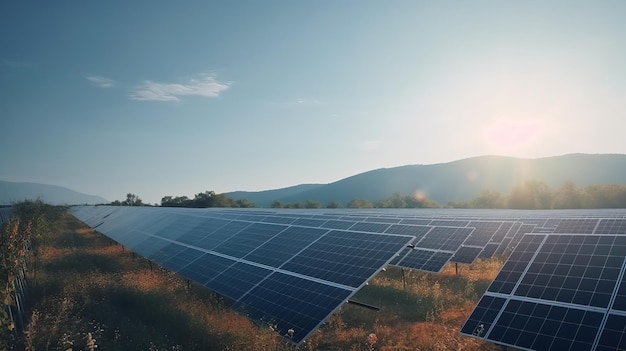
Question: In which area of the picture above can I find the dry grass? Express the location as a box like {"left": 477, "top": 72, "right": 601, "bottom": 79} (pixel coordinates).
{"left": 24, "top": 214, "right": 503, "bottom": 350}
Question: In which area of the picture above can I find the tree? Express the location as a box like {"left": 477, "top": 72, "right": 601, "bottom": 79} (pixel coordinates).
{"left": 553, "top": 181, "right": 586, "bottom": 209}
{"left": 122, "top": 193, "right": 143, "bottom": 206}
{"left": 508, "top": 180, "right": 552, "bottom": 209}
{"left": 326, "top": 201, "right": 341, "bottom": 208}
{"left": 271, "top": 200, "right": 283, "bottom": 208}
{"left": 304, "top": 200, "right": 321, "bottom": 209}
{"left": 347, "top": 199, "right": 374, "bottom": 208}
{"left": 470, "top": 190, "right": 504, "bottom": 209}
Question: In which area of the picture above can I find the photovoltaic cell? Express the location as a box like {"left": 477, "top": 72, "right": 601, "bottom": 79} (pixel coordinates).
{"left": 177, "top": 253, "right": 235, "bottom": 285}
{"left": 206, "top": 262, "right": 272, "bottom": 300}
{"left": 384, "top": 224, "right": 431, "bottom": 238}
{"left": 415, "top": 226, "right": 474, "bottom": 251}
{"left": 554, "top": 218, "right": 600, "bottom": 234}
{"left": 487, "top": 234, "right": 545, "bottom": 295}
{"left": 478, "top": 243, "right": 500, "bottom": 259}
{"left": 485, "top": 300, "right": 603, "bottom": 351}
{"left": 596, "top": 219, "right": 626, "bottom": 234}
{"left": 596, "top": 314, "right": 626, "bottom": 351}
{"left": 283, "top": 230, "right": 411, "bottom": 287}
{"left": 514, "top": 235, "right": 626, "bottom": 308}
{"left": 242, "top": 226, "right": 328, "bottom": 268}
{"left": 234, "top": 272, "right": 352, "bottom": 344}
{"left": 451, "top": 246, "right": 483, "bottom": 264}
{"left": 213, "top": 222, "right": 287, "bottom": 258}
{"left": 349, "top": 221, "right": 392, "bottom": 233}
{"left": 460, "top": 295, "right": 507, "bottom": 337}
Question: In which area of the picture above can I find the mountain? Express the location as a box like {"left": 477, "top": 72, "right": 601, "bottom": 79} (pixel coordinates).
{"left": 226, "top": 154, "right": 626, "bottom": 207}
{"left": 0, "top": 181, "right": 109, "bottom": 205}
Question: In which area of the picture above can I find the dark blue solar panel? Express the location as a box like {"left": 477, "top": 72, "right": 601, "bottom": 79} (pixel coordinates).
{"left": 488, "top": 234, "right": 545, "bottom": 294}
{"left": 162, "top": 247, "right": 205, "bottom": 272}
{"left": 234, "top": 272, "right": 352, "bottom": 344}
{"left": 149, "top": 242, "right": 188, "bottom": 264}
{"left": 213, "top": 222, "right": 287, "bottom": 258}
{"left": 451, "top": 246, "right": 483, "bottom": 264}
{"left": 363, "top": 217, "right": 402, "bottom": 224}
{"left": 292, "top": 218, "right": 327, "bottom": 227}
{"left": 424, "top": 251, "right": 454, "bottom": 272}
{"left": 477, "top": 243, "right": 500, "bottom": 259}
{"left": 393, "top": 249, "right": 433, "bottom": 269}
{"left": 596, "top": 219, "right": 626, "bottom": 234}
{"left": 175, "top": 217, "right": 231, "bottom": 245}
{"left": 349, "top": 222, "right": 391, "bottom": 233}
{"left": 430, "top": 219, "right": 470, "bottom": 227}
{"left": 260, "top": 216, "right": 297, "bottom": 225}
{"left": 132, "top": 236, "right": 170, "bottom": 258}
{"left": 195, "top": 220, "right": 251, "bottom": 251}
{"left": 320, "top": 220, "right": 356, "bottom": 230}
{"left": 596, "top": 314, "right": 626, "bottom": 351}
{"left": 400, "top": 218, "right": 432, "bottom": 225}
{"left": 177, "top": 253, "right": 235, "bottom": 285}
{"left": 283, "top": 230, "right": 411, "bottom": 287}
{"left": 243, "top": 226, "right": 328, "bottom": 268}
{"left": 460, "top": 295, "right": 507, "bottom": 337}
{"left": 515, "top": 235, "right": 626, "bottom": 308}
{"left": 415, "top": 226, "right": 473, "bottom": 251}
{"left": 554, "top": 218, "right": 600, "bottom": 234}
{"left": 485, "top": 300, "right": 603, "bottom": 351}
{"left": 206, "top": 262, "right": 272, "bottom": 300}
{"left": 384, "top": 224, "right": 431, "bottom": 237}
{"left": 463, "top": 221, "right": 502, "bottom": 247}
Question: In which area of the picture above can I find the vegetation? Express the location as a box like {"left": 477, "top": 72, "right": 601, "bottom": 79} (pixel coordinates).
{"left": 270, "top": 194, "right": 440, "bottom": 209}
{"left": 447, "top": 180, "right": 626, "bottom": 209}
{"left": 161, "top": 191, "right": 255, "bottom": 208}
{"left": 14, "top": 208, "right": 500, "bottom": 350}
{"left": 1, "top": 201, "right": 64, "bottom": 350}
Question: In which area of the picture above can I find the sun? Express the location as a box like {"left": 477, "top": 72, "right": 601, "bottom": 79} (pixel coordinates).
{"left": 483, "top": 118, "right": 544, "bottom": 153}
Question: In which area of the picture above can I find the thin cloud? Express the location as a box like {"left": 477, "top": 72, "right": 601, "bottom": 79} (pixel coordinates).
{"left": 86, "top": 75, "right": 116, "bottom": 88}
{"left": 130, "top": 75, "right": 230, "bottom": 101}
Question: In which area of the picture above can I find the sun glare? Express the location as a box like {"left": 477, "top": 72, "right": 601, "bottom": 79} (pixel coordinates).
{"left": 483, "top": 118, "right": 544, "bottom": 153}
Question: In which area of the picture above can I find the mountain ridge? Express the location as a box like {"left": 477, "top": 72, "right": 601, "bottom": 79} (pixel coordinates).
{"left": 226, "top": 153, "right": 626, "bottom": 207}
{"left": 0, "top": 181, "right": 109, "bottom": 205}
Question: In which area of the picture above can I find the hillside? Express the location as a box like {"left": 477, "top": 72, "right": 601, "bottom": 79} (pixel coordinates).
{"left": 0, "top": 181, "right": 108, "bottom": 205}
{"left": 227, "top": 154, "right": 626, "bottom": 206}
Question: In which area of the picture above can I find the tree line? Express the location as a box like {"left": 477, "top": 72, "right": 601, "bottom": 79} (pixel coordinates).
{"left": 110, "top": 180, "right": 626, "bottom": 210}
{"left": 270, "top": 193, "right": 441, "bottom": 209}
{"left": 446, "top": 180, "right": 626, "bottom": 209}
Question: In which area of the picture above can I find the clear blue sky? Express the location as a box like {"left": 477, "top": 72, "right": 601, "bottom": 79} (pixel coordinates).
{"left": 1, "top": 1, "right": 625, "bottom": 204}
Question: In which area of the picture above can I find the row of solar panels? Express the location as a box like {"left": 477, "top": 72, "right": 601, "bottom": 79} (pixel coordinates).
{"left": 71, "top": 206, "right": 626, "bottom": 348}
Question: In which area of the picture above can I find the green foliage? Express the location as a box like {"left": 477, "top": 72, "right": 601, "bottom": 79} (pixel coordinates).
{"left": 161, "top": 191, "right": 255, "bottom": 208}
{"left": 448, "top": 180, "right": 626, "bottom": 209}
{"left": 347, "top": 199, "right": 374, "bottom": 208}
{"left": 326, "top": 200, "right": 341, "bottom": 208}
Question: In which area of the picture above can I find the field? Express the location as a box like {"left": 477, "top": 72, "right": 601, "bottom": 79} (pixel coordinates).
{"left": 22, "top": 213, "right": 502, "bottom": 350}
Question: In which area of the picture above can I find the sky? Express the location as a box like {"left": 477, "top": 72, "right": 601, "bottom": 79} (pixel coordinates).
{"left": 1, "top": 1, "right": 625, "bottom": 204}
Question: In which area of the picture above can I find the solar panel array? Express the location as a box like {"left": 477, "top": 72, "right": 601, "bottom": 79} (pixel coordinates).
{"left": 71, "top": 206, "right": 415, "bottom": 344}
{"left": 70, "top": 206, "right": 626, "bottom": 347}
{"left": 462, "top": 218, "right": 626, "bottom": 351}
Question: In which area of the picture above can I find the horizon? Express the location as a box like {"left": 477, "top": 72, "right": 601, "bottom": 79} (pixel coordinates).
{"left": 2, "top": 152, "right": 624, "bottom": 204}
{"left": 2, "top": 2, "right": 626, "bottom": 204}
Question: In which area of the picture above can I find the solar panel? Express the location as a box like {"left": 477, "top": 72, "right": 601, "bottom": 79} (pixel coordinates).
{"left": 451, "top": 246, "right": 483, "bottom": 264}
{"left": 71, "top": 206, "right": 413, "bottom": 344}
{"left": 462, "top": 233, "right": 626, "bottom": 351}
{"left": 415, "top": 226, "right": 474, "bottom": 251}
{"left": 72, "top": 206, "right": 626, "bottom": 347}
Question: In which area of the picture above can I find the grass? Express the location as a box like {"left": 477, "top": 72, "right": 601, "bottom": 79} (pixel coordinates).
{"left": 23, "top": 214, "right": 502, "bottom": 350}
